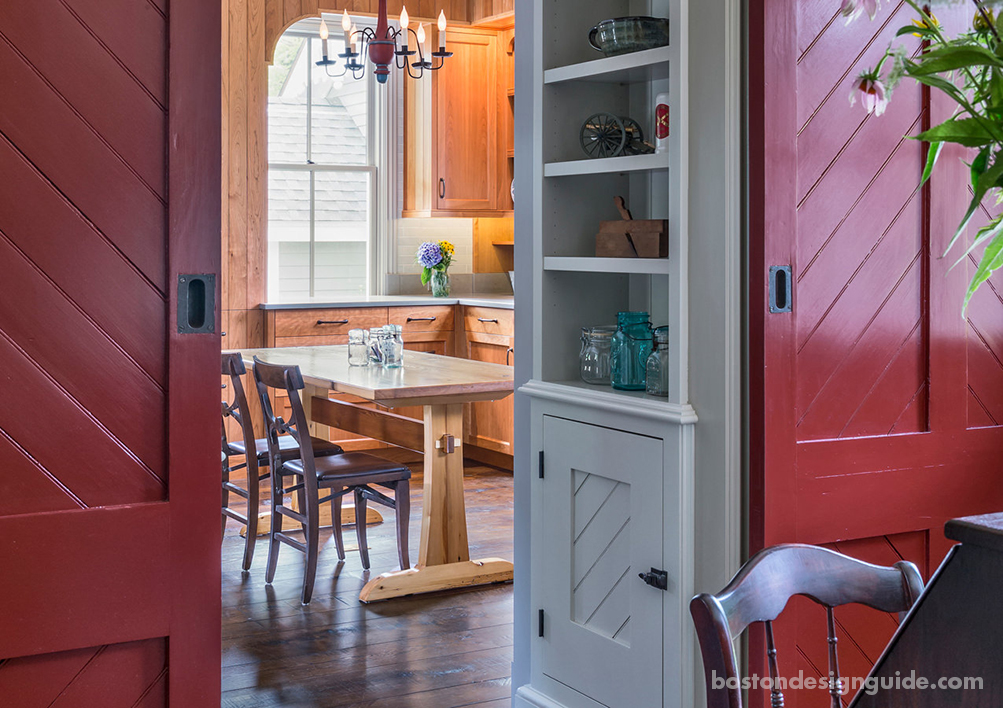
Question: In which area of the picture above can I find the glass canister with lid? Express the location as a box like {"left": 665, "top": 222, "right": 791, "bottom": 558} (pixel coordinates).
{"left": 579, "top": 325, "right": 617, "bottom": 385}
{"left": 645, "top": 326, "right": 670, "bottom": 397}
{"left": 610, "top": 311, "right": 654, "bottom": 391}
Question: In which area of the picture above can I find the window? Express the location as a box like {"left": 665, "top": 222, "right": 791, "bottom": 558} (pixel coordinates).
{"left": 267, "top": 24, "right": 385, "bottom": 300}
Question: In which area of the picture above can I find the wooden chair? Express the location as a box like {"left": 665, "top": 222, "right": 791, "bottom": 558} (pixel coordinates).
{"left": 690, "top": 544, "right": 924, "bottom": 708}
{"left": 220, "top": 352, "right": 343, "bottom": 571}
{"left": 251, "top": 356, "right": 412, "bottom": 604}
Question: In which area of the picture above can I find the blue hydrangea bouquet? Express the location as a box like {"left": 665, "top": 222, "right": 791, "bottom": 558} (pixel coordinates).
{"left": 416, "top": 240, "right": 455, "bottom": 297}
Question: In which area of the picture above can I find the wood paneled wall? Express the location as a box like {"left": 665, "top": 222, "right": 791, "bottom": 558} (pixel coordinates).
{"left": 222, "top": 0, "right": 266, "bottom": 357}
{"left": 221, "top": 0, "right": 513, "bottom": 351}
{"left": 468, "top": 0, "right": 513, "bottom": 25}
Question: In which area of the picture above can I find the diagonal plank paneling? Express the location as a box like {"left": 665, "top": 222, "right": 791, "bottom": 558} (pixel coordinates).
{"left": 0, "top": 638, "right": 167, "bottom": 708}
{"left": 0, "top": 0, "right": 168, "bottom": 515}
{"left": 794, "top": 0, "right": 927, "bottom": 441}
{"left": 0, "top": 0, "right": 166, "bottom": 197}
{"left": 0, "top": 39, "right": 167, "bottom": 294}
{"left": 572, "top": 472, "right": 632, "bottom": 646}
{"left": 966, "top": 202, "right": 1003, "bottom": 428}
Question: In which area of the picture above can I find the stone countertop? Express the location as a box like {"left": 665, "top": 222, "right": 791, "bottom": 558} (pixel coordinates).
{"left": 259, "top": 295, "right": 514, "bottom": 311}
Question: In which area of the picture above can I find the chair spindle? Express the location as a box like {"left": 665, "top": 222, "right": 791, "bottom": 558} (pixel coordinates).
{"left": 764, "top": 620, "right": 785, "bottom": 708}
{"left": 826, "top": 607, "right": 843, "bottom": 708}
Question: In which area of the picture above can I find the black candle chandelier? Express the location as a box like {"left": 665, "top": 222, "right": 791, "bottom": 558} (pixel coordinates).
{"left": 315, "top": 2, "right": 452, "bottom": 84}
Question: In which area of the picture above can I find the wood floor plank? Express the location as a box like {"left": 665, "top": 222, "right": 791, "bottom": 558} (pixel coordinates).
{"left": 221, "top": 458, "right": 515, "bottom": 708}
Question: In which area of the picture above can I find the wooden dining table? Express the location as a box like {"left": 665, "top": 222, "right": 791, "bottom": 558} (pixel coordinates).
{"left": 235, "top": 345, "right": 515, "bottom": 602}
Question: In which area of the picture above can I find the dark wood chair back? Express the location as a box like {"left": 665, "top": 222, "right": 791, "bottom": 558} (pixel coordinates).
{"left": 221, "top": 353, "right": 256, "bottom": 458}
{"left": 250, "top": 357, "right": 318, "bottom": 496}
{"left": 690, "top": 544, "right": 924, "bottom": 708}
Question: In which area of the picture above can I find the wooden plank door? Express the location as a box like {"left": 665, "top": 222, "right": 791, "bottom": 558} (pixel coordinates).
{"left": 749, "top": 0, "right": 1003, "bottom": 705}
{"left": 0, "top": 0, "right": 221, "bottom": 705}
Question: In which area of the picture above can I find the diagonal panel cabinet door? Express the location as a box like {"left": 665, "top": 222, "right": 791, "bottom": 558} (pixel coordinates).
{"left": 541, "top": 416, "right": 663, "bottom": 708}
{"left": 0, "top": 0, "right": 221, "bottom": 704}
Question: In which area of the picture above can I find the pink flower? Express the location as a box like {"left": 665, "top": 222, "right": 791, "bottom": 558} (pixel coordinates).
{"left": 840, "top": 0, "right": 880, "bottom": 23}
{"left": 849, "top": 72, "right": 889, "bottom": 116}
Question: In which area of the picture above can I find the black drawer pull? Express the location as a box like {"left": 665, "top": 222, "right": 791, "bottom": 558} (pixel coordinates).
{"left": 316, "top": 319, "right": 350, "bottom": 326}
{"left": 506, "top": 347, "right": 514, "bottom": 365}
{"left": 439, "top": 178, "right": 446, "bottom": 199}
{"left": 478, "top": 317, "right": 499, "bottom": 324}
{"left": 406, "top": 316, "right": 437, "bottom": 322}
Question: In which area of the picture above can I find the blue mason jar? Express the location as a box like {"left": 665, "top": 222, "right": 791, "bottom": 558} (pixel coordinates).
{"left": 610, "top": 311, "right": 654, "bottom": 390}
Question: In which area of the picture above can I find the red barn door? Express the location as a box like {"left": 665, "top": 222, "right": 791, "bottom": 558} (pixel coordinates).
{"left": 0, "top": 0, "right": 221, "bottom": 705}
{"left": 750, "top": 0, "right": 1003, "bottom": 705}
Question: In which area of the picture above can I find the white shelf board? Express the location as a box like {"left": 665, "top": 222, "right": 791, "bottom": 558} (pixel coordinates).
{"left": 544, "top": 152, "right": 670, "bottom": 177}
{"left": 543, "top": 257, "right": 671, "bottom": 275}
{"left": 544, "top": 46, "right": 671, "bottom": 85}
{"left": 521, "top": 379, "right": 698, "bottom": 425}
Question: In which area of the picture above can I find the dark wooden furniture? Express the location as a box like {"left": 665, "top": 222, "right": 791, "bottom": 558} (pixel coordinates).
{"left": 220, "top": 352, "right": 342, "bottom": 571}
{"left": 848, "top": 513, "right": 1003, "bottom": 707}
{"left": 252, "top": 356, "right": 412, "bottom": 604}
{"left": 691, "top": 544, "right": 924, "bottom": 708}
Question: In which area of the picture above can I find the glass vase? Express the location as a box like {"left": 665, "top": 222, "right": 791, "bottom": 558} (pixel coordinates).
{"left": 430, "top": 270, "right": 451, "bottom": 297}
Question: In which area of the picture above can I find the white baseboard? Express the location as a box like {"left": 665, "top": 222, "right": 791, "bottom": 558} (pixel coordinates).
{"left": 515, "top": 685, "right": 571, "bottom": 708}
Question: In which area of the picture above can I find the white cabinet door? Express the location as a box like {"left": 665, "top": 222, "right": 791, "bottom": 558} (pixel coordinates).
{"left": 540, "top": 416, "right": 664, "bottom": 708}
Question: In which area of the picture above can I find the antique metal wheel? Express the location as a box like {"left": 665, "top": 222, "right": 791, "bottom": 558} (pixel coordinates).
{"left": 580, "top": 112, "right": 627, "bottom": 158}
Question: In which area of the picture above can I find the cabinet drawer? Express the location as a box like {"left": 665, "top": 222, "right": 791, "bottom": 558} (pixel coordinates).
{"left": 389, "top": 305, "right": 455, "bottom": 333}
{"left": 272, "top": 308, "right": 388, "bottom": 338}
{"left": 463, "top": 306, "right": 513, "bottom": 336}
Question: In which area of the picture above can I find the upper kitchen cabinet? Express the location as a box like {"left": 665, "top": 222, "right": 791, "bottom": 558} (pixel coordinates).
{"left": 403, "top": 25, "right": 514, "bottom": 217}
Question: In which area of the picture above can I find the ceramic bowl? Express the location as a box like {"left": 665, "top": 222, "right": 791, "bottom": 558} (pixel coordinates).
{"left": 588, "top": 17, "right": 670, "bottom": 57}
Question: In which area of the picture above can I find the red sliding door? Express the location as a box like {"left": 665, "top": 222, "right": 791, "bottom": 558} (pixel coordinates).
{"left": 0, "top": 0, "right": 221, "bottom": 705}
{"left": 750, "top": 0, "right": 1003, "bottom": 705}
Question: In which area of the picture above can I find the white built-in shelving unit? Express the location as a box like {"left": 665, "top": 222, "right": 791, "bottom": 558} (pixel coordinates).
{"left": 513, "top": 0, "right": 742, "bottom": 705}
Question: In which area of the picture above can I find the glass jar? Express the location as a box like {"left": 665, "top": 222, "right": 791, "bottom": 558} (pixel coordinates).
{"left": 645, "top": 326, "right": 669, "bottom": 397}
{"left": 368, "top": 327, "right": 385, "bottom": 365}
{"left": 368, "top": 326, "right": 405, "bottom": 368}
{"left": 579, "top": 326, "right": 616, "bottom": 385}
{"left": 610, "top": 311, "right": 653, "bottom": 391}
{"left": 383, "top": 324, "right": 405, "bottom": 368}
{"left": 348, "top": 329, "right": 370, "bottom": 366}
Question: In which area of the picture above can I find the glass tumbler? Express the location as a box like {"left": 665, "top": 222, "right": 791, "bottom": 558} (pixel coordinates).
{"left": 348, "top": 329, "right": 370, "bottom": 366}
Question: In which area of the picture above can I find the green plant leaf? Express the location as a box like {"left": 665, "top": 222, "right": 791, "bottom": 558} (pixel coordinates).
{"left": 896, "top": 24, "right": 937, "bottom": 38}
{"left": 952, "top": 214, "right": 1003, "bottom": 269}
{"left": 971, "top": 146, "right": 991, "bottom": 185}
{"left": 915, "top": 118, "right": 997, "bottom": 147}
{"left": 944, "top": 156, "right": 1003, "bottom": 256}
{"left": 909, "top": 45, "right": 1003, "bottom": 75}
{"left": 921, "top": 141, "right": 944, "bottom": 187}
{"left": 420, "top": 267, "right": 431, "bottom": 286}
{"left": 964, "top": 231, "right": 1003, "bottom": 313}
{"left": 906, "top": 70, "right": 973, "bottom": 108}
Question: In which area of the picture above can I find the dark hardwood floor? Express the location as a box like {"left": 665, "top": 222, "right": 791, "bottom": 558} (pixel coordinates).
{"left": 221, "top": 448, "right": 515, "bottom": 708}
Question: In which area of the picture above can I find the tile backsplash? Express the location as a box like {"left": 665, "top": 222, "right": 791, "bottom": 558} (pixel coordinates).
{"left": 395, "top": 218, "right": 474, "bottom": 276}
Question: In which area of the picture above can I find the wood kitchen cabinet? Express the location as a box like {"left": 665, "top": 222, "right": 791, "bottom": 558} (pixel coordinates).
{"left": 461, "top": 306, "right": 514, "bottom": 465}
{"left": 403, "top": 26, "right": 512, "bottom": 217}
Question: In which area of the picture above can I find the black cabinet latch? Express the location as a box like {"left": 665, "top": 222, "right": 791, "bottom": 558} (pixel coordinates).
{"left": 638, "top": 568, "right": 668, "bottom": 591}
